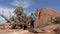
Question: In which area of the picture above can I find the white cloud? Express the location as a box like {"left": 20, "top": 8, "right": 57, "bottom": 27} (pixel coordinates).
{"left": 0, "top": 6, "right": 15, "bottom": 23}
{"left": 11, "top": 0, "right": 34, "bottom": 8}
{"left": 0, "top": 6, "right": 14, "bottom": 17}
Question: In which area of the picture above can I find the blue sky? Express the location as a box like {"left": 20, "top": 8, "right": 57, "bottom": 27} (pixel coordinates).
{"left": 0, "top": 0, "right": 60, "bottom": 23}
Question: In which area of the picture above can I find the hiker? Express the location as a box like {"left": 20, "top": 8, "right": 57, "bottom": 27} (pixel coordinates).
{"left": 31, "top": 13, "right": 36, "bottom": 28}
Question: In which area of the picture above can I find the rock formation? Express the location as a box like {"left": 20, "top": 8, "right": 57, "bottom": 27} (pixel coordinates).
{"left": 35, "top": 8, "right": 60, "bottom": 28}
{"left": 0, "top": 8, "right": 60, "bottom": 34}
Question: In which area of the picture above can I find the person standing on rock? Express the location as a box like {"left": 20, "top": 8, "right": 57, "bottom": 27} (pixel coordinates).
{"left": 31, "top": 12, "right": 36, "bottom": 28}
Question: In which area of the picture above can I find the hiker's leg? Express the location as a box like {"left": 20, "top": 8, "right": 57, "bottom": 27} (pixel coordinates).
{"left": 31, "top": 21, "right": 34, "bottom": 28}
{"left": 32, "top": 21, "right": 34, "bottom": 28}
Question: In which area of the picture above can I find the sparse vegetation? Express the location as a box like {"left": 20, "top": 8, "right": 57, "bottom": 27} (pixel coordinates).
{"left": 9, "top": 7, "right": 31, "bottom": 29}
{"left": 54, "top": 17, "right": 60, "bottom": 24}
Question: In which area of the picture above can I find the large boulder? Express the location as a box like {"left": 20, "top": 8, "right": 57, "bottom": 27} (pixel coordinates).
{"left": 35, "top": 8, "right": 60, "bottom": 28}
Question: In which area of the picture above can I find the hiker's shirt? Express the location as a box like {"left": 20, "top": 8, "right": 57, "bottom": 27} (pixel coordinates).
{"left": 31, "top": 15, "right": 36, "bottom": 21}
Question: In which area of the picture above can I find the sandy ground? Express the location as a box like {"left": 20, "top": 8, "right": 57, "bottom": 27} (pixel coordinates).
{"left": 0, "top": 29, "right": 56, "bottom": 34}
{"left": 0, "top": 29, "right": 31, "bottom": 34}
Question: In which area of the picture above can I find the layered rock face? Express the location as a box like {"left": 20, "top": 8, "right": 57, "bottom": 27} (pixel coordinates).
{"left": 35, "top": 8, "right": 60, "bottom": 28}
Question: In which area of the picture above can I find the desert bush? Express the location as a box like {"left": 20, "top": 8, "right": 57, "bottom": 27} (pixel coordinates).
{"left": 54, "top": 17, "right": 60, "bottom": 24}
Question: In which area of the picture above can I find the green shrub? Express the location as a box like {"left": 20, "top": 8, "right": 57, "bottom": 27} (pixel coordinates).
{"left": 54, "top": 17, "right": 60, "bottom": 24}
